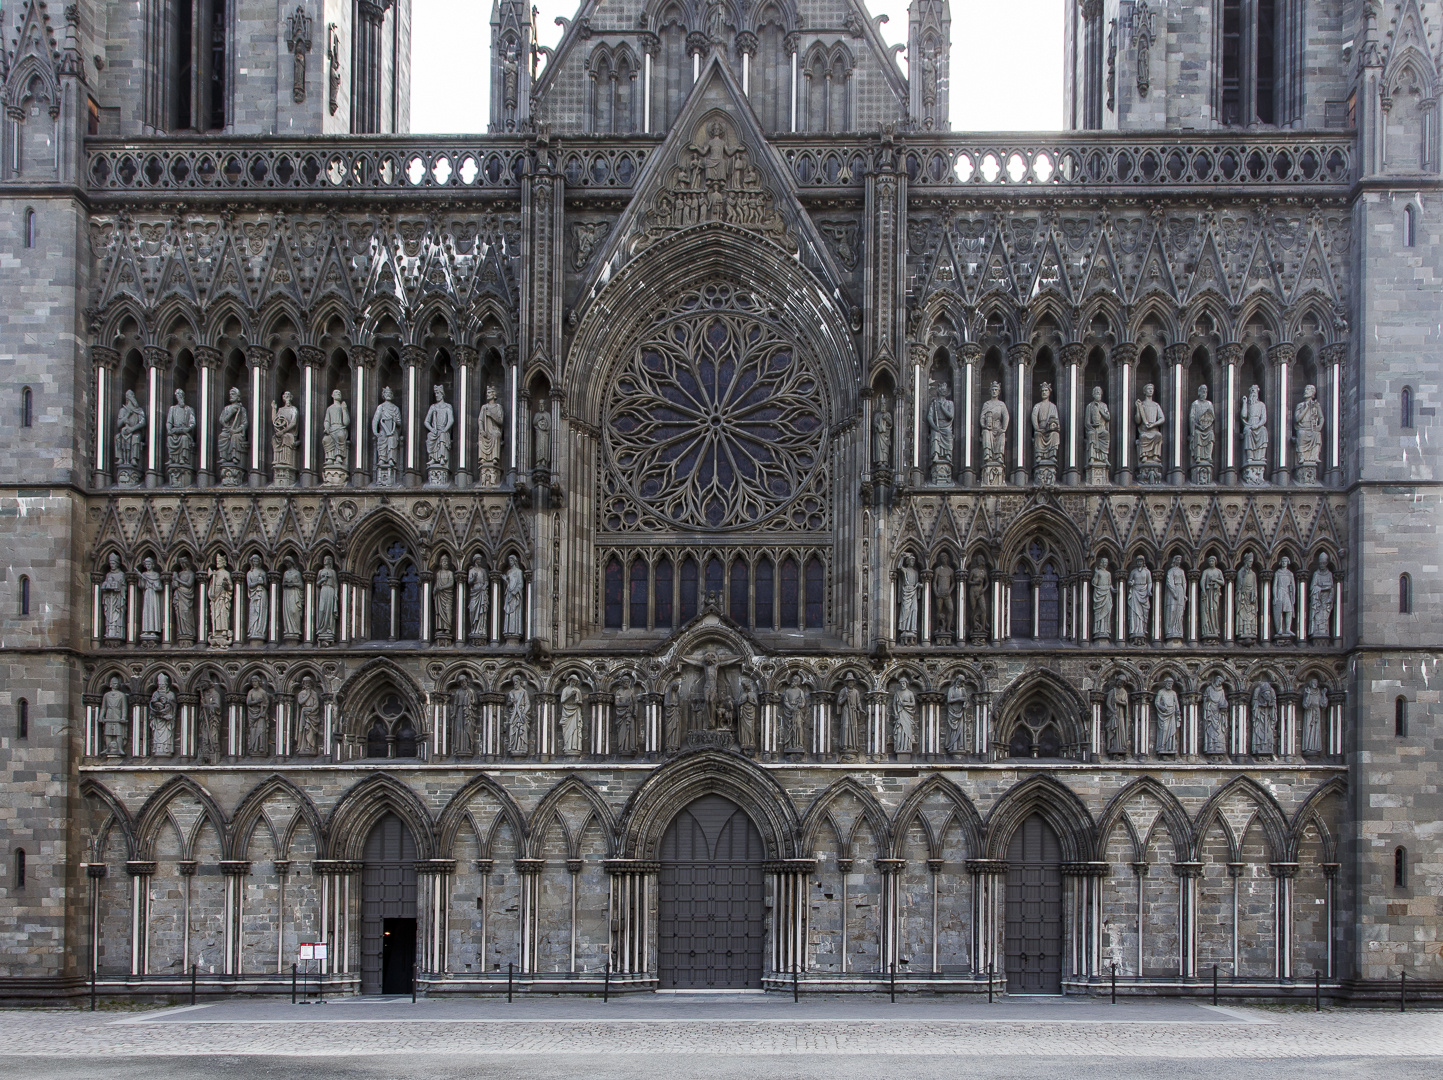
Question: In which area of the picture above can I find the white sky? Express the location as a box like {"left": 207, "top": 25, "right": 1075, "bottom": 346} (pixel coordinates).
{"left": 410, "top": 0, "right": 1064, "bottom": 134}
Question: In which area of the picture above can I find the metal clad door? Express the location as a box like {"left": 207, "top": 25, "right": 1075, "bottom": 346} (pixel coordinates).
{"left": 658, "top": 795, "right": 765, "bottom": 989}
{"left": 1005, "top": 814, "right": 1063, "bottom": 993}
{"left": 360, "top": 813, "right": 418, "bottom": 995}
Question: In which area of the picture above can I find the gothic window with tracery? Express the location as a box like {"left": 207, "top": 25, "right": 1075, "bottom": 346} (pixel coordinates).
{"left": 370, "top": 542, "right": 420, "bottom": 641}
{"left": 1007, "top": 700, "right": 1064, "bottom": 759}
{"left": 365, "top": 691, "right": 417, "bottom": 758}
{"left": 1010, "top": 539, "right": 1064, "bottom": 640}
{"left": 604, "top": 557, "right": 624, "bottom": 629}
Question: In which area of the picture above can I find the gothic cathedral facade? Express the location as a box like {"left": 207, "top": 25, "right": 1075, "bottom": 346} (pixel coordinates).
{"left": 0, "top": 0, "right": 1438, "bottom": 999}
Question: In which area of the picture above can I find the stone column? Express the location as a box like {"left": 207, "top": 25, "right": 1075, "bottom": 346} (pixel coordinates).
{"left": 1009, "top": 342, "right": 1033, "bottom": 486}
{"left": 298, "top": 345, "right": 325, "bottom": 486}
{"left": 91, "top": 345, "right": 119, "bottom": 487}
{"left": 245, "top": 346, "right": 272, "bottom": 487}
{"left": 193, "top": 346, "right": 221, "bottom": 488}
{"left": 605, "top": 859, "right": 657, "bottom": 978}
{"left": 1218, "top": 341, "right": 1241, "bottom": 484}
{"left": 1164, "top": 342, "right": 1188, "bottom": 485}
{"left": 1322, "top": 341, "right": 1345, "bottom": 484}
{"left": 866, "top": 690, "right": 888, "bottom": 757}
{"left": 909, "top": 341, "right": 927, "bottom": 487}
{"left": 1062, "top": 342, "right": 1084, "bottom": 485}
{"left": 1062, "top": 861, "right": 1107, "bottom": 979}
{"left": 968, "top": 859, "right": 1006, "bottom": 979}
{"left": 1270, "top": 862, "right": 1299, "bottom": 979}
{"left": 1270, "top": 342, "right": 1295, "bottom": 485}
{"left": 350, "top": 345, "right": 377, "bottom": 486}
{"left": 1112, "top": 342, "right": 1136, "bottom": 485}
{"left": 125, "top": 860, "right": 155, "bottom": 975}
{"left": 455, "top": 345, "right": 477, "bottom": 488}
{"left": 313, "top": 859, "right": 362, "bottom": 976}
{"left": 1174, "top": 861, "right": 1203, "bottom": 978}
{"left": 219, "top": 859, "right": 251, "bottom": 974}
{"left": 402, "top": 344, "right": 426, "bottom": 486}
{"left": 143, "top": 346, "right": 169, "bottom": 488}
{"left": 875, "top": 857, "right": 904, "bottom": 975}
{"left": 515, "top": 857, "right": 545, "bottom": 974}
{"left": 960, "top": 341, "right": 982, "bottom": 485}
{"left": 416, "top": 859, "right": 455, "bottom": 977}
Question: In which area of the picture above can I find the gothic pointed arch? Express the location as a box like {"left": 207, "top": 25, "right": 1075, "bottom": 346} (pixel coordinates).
{"left": 1193, "top": 775, "right": 1289, "bottom": 862}
{"left": 887, "top": 773, "right": 984, "bottom": 860}
{"left": 327, "top": 773, "right": 436, "bottom": 861}
{"left": 135, "top": 774, "right": 229, "bottom": 860}
{"left": 799, "top": 775, "right": 891, "bottom": 856}
{"left": 1286, "top": 777, "right": 1346, "bottom": 861}
{"left": 228, "top": 774, "right": 327, "bottom": 861}
{"left": 528, "top": 774, "right": 619, "bottom": 859}
{"left": 80, "top": 778, "right": 138, "bottom": 862}
{"left": 435, "top": 773, "right": 528, "bottom": 856}
{"left": 1095, "top": 776, "right": 1194, "bottom": 862}
{"left": 997, "top": 499, "right": 1087, "bottom": 575}
{"left": 983, "top": 774, "right": 1096, "bottom": 862}
{"left": 991, "top": 668, "right": 1091, "bottom": 761}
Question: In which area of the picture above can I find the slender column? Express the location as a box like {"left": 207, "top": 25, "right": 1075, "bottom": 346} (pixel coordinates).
{"left": 402, "top": 345, "right": 425, "bottom": 486}
{"left": 1322, "top": 341, "right": 1345, "bottom": 482}
{"left": 1062, "top": 342, "right": 1084, "bottom": 485}
{"left": 350, "top": 345, "right": 376, "bottom": 485}
{"left": 245, "top": 346, "right": 272, "bottom": 487}
{"left": 1271, "top": 343, "right": 1295, "bottom": 484}
{"left": 1009, "top": 343, "right": 1033, "bottom": 485}
{"left": 298, "top": 346, "right": 324, "bottom": 486}
{"left": 219, "top": 860, "right": 251, "bottom": 974}
{"left": 1165, "top": 343, "right": 1188, "bottom": 485}
{"left": 456, "top": 345, "right": 477, "bottom": 487}
{"left": 1219, "top": 342, "right": 1241, "bottom": 483}
{"left": 415, "top": 860, "right": 455, "bottom": 976}
{"left": 143, "top": 346, "right": 168, "bottom": 487}
{"left": 1174, "top": 861, "right": 1202, "bottom": 978}
{"left": 313, "top": 860, "right": 362, "bottom": 976}
{"left": 604, "top": 860, "right": 657, "bottom": 977}
{"left": 1112, "top": 342, "right": 1136, "bottom": 484}
{"left": 875, "top": 858, "right": 904, "bottom": 974}
{"left": 125, "top": 860, "right": 155, "bottom": 975}
{"left": 1062, "top": 862, "right": 1107, "bottom": 979}
{"left": 194, "top": 346, "right": 221, "bottom": 486}
{"left": 91, "top": 346, "right": 119, "bottom": 485}
{"left": 967, "top": 860, "right": 1006, "bottom": 977}
{"left": 1270, "top": 862, "right": 1298, "bottom": 979}
{"left": 767, "top": 859, "right": 815, "bottom": 977}
{"left": 960, "top": 342, "right": 981, "bottom": 484}
{"left": 515, "top": 858, "right": 545, "bottom": 974}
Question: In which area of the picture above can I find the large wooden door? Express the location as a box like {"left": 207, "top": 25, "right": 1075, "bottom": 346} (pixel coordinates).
{"left": 657, "top": 795, "right": 766, "bottom": 989}
{"left": 1005, "top": 813, "right": 1064, "bottom": 993}
{"left": 360, "top": 813, "right": 417, "bottom": 995}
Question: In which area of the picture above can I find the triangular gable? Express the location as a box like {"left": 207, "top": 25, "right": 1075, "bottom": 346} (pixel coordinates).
{"left": 1081, "top": 233, "right": 1125, "bottom": 299}
{"left": 1028, "top": 231, "right": 1074, "bottom": 304}
{"left": 975, "top": 230, "right": 1018, "bottom": 299}
{"left": 1239, "top": 233, "right": 1284, "bottom": 298}
{"left": 204, "top": 233, "right": 253, "bottom": 308}
{"left": 103, "top": 246, "right": 148, "bottom": 306}
{"left": 258, "top": 235, "right": 304, "bottom": 304}
{"left": 917, "top": 227, "right": 966, "bottom": 302}
{"left": 1290, "top": 231, "right": 1339, "bottom": 305}
{"left": 308, "top": 234, "right": 357, "bottom": 307}
{"left": 155, "top": 244, "right": 200, "bottom": 304}
{"left": 1307, "top": 497, "right": 1342, "bottom": 550}
{"left": 169, "top": 500, "right": 203, "bottom": 554}
{"left": 3, "top": 0, "right": 60, "bottom": 111}
{"left": 1186, "top": 232, "right": 1232, "bottom": 304}
{"left": 1129, "top": 228, "right": 1179, "bottom": 302}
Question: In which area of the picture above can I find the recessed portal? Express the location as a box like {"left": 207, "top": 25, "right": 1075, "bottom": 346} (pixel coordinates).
{"left": 360, "top": 812, "right": 417, "bottom": 995}
{"left": 1004, "top": 813, "right": 1064, "bottom": 994}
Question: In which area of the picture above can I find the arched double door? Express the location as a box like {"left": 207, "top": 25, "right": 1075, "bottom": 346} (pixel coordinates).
{"left": 657, "top": 795, "right": 766, "bottom": 989}
{"left": 360, "top": 813, "right": 417, "bottom": 995}
{"left": 1004, "top": 814, "right": 1064, "bottom": 994}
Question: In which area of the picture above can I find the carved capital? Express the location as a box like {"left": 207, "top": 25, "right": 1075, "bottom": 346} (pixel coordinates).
{"left": 1110, "top": 341, "right": 1138, "bottom": 365}
{"left": 1061, "top": 342, "right": 1086, "bottom": 366}
{"left": 401, "top": 344, "right": 428, "bottom": 368}
{"left": 350, "top": 345, "right": 378, "bottom": 370}
{"left": 194, "top": 345, "right": 222, "bottom": 369}
{"left": 143, "top": 346, "right": 170, "bottom": 371}
{"left": 1269, "top": 342, "right": 1297, "bottom": 366}
{"left": 1008, "top": 342, "right": 1034, "bottom": 367}
{"left": 91, "top": 346, "right": 120, "bottom": 371}
{"left": 298, "top": 345, "right": 325, "bottom": 368}
{"left": 246, "top": 345, "right": 273, "bottom": 371}
{"left": 1218, "top": 341, "right": 1244, "bottom": 365}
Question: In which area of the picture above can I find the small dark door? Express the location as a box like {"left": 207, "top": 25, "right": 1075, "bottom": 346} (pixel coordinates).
{"left": 658, "top": 795, "right": 766, "bottom": 989}
{"left": 360, "top": 813, "right": 418, "bottom": 995}
{"left": 1005, "top": 813, "right": 1064, "bottom": 993}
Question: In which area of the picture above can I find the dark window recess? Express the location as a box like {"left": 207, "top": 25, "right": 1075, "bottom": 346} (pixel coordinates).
{"left": 13, "top": 849, "right": 24, "bottom": 890}
{"left": 679, "top": 557, "right": 698, "bottom": 623}
{"left": 1255, "top": 0, "right": 1276, "bottom": 124}
{"left": 1402, "top": 386, "right": 1414, "bottom": 428}
{"left": 804, "top": 558, "right": 824, "bottom": 629}
{"left": 19, "top": 575, "right": 30, "bottom": 616}
{"left": 1010, "top": 571, "right": 1033, "bottom": 639}
{"left": 604, "top": 557, "right": 623, "bottom": 628}
{"left": 729, "top": 559, "right": 749, "bottom": 625}
{"left": 779, "top": 557, "right": 799, "bottom": 629}
{"left": 754, "top": 559, "right": 774, "bottom": 630}
{"left": 24, "top": 210, "right": 35, "bottom": 249}
{"left": 629, "top": 557, "right": 649, "bottom": 629}
{"left": 1221, "top": 0, "right": 1242, "bottom": 125}
{"left": 654, "top": 557, "right": 673, "bottom": 629}
{"left": 1395, "top": 696, "right": 1408, "bottom": 737}
{"left": 705, "top": 557, "right": 724, "bottom": 604}
{"left": 21, "top": 386, "right": 33, "bottom": 427}
{"left": 17, "top": 698, "right": 28, "bottom": 739}
{"left": 1399, "top": 574, "right": 1412, "bottom": 614}
{"left": 1394, "top": 846, "right": 1408, "bottom": 889}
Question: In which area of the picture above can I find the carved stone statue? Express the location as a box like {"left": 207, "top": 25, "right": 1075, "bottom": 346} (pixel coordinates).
{"left": 433, "top": 553, "right": 455, "bottom": 642}
{"left": 139, "top": 556, "right": 163, "bottom": 643}
{"left": 148, "top": 673, "right": 177, "bottom": 756}
{"left": 896, "top": 554, "right": 920, "bottom": 645}
{"left": 1154, "top": 677, "right": 1180, "bottom": 755}
{"left": 372, "top": 386, "right": 402, "bottom": 486}
{"left": 172, "top": 555, "right": 197, "bottom": 643}
{"left": 967, "top": 557, "right": 990, "bottom": 642}
{"left": 735, "top": 673, "right": 758, "bottom": 751}
{"left": 1084, "top": 385, "right": 1110, "bottom": 484}
{"left": 296, "top": 675, "right": 322, "bottom": 756}
{"left": 1202, "top": 674, "right": 1229, "bottom": 755}
{"left": 1189, "top": 384, "right": 1215, "bottom": 484}
{"left": 532, "top": 410, "right": 552, "bottom": 473}
{"left": 836, "top": 676, "right": 863, "bottom": 755}
{"left": 1134, "top": 382, "right": 1165, "bottom": 483}
{"left": 1240, "top": 384, "right": 1269, "bottom": 485}
{"left": 872, "top": 397, "right": 892, "bottom": 473}
{"left": 932, "top": 554, "right": 955, "bottom": 645}
{"left": 322, "top": 389, "right": 350, "bottom": 485}
{"left": 979, "top": 381, "right": 1010, "bottom": 486}
{"left": 1164, "top": 554, "right": 1187, "bottom": 641}
{"left": 1273, "top": 556, "right": 1297, "bottom": 640}
{"left": 1127, "top": 556, "right": 1153, "bottom": 643}
{"left": 1105, "top": 682, "right": 1130, "bottom": 756}
{"left": 197, "top": 675, "right": 223, "bottom": 764}
{"left": 890, "top": 677, "right": 917, "bottom": 754}
{"left": 1251, "top": 679, "right": 1278, "bottom": 755}
{"left": 1091, "top": 557, "right": 1114, "bottom": 641}
{"left": 208, "top": 553, "right": 233, "bottom": 647}
{"left": 1294, "top": 384, "right": 1324, "bottom": 484}
{"left": 315, "top": 554, "right": 338, "bottom": 645}
{"left": 245, "top": 675, "right": 271, "bottom": 757}
{"left": 271, "top": 391, "right": 299, "bottom": 485}
{"left": 165, "top": 389, "right": 196, "bottom": 486}
{"left": 928, "top": 381, "right": 954, "bottom": 484}
{"left": 217, "top": 386, "right": 248, "bottom": 486}
{"left": 945, "top": 677, "right": 970, "bottom": 756}
{"left": 467, "top": 554, "right": 489, "bottom": 643}
{"left": 246, "top": 554, "right": 269, "bottom": 642}
{"left": 781, "top": 673, "right": 808, "bottom": 752}
{"left": 559, "top": 674, "right": 585, "bottom": 755}
{"left": 477, "top": 384, "right": 505, "bottom": 487}
{"left": 1309, "top": 552, "right": 1334, "bottom": 641}
{"left": 614, "top": 675, "right": 637, "bottom": 754}
{"left": 114, "top": 390, "right": 146, "bottom": 487}
{"left": 100, "top": 675, "right": 128, "bottom": 757}
{"left": 281, "top": 558, "right": 303, "bottom": 642}
{"left": 101, "top": 552, "right": 127, "bottom": 641}
{"left": 1199, "top": 555, "right": 1224, "bottom": 640}
{"left": 1031, "top": 382, "right": 1061, "bottom": 485}
{"left": 424, "top": 385, "right": 454, "bottom": 485}
{"left": 505, "top": 674, "right": 530, "bottom": 756}
{"left": 445, "top": 675, "right": 477, "bottom": 757}
{"left": 502, "top": 554, "right": 525, "bottom": 642}
{"left": 1235, "top": 552, "right": 1259, "bottom": 641}
{"left": 1301, "top": 678, "right": 1327, "bottom": 755}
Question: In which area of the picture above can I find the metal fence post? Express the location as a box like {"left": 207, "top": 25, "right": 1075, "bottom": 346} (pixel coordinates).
{"left": 889, "top": 961, "right": 896, "bottom": 1003}
{"left": 1212, "top": 963, "right": 1218, "bottom": 1006}
{"left": 292, "top": 962, "right": 298, "bottom": 1005}
{"left": 604, "top": 960, "right": 610, "bottom": 1003}
{"left": 191, "top": 964, "right": 197, "bottom": 1006}
{"left": 1314, "top": 970, "right": 1320, "bottom": 1012}
{"left": 793, "top": 962, "right": 799, "bottom": 1003}
{"left": 987, "top": 963, "right": 993, "bottom": 1003}
{"left": 90, "top": 966, "right": 96, "bottom": 1012}
{"left": 508, "top": 961, "right": 514, "bottom": 1003}
{"left": 1111, "top": 962, "right": 1117, "bottom": 1004}
{"left": 1400, "top": 970, "right": 1406, "bottom": 1012}
{"left": 412, "top": 962, "right": 417, "bottom": 1004}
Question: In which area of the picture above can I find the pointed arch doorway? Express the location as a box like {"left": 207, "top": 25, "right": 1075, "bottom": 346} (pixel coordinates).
{"left": 360, "top": 812, "right": 418, "bottom": 995}
{"left": 657, "top": 795, "right": 766, "bottom": 989}
{"left": 1004, "top": 813, "right": 1064, "bottom": 994}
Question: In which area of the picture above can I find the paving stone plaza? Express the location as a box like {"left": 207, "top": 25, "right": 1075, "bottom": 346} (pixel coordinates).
{"left": 0, "top": 0, "right": 1440, "bottom": 1009}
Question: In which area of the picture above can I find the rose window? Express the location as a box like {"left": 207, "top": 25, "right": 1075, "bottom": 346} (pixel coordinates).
{"left": 604, "top": 288, "right": 826, "bottom": 531}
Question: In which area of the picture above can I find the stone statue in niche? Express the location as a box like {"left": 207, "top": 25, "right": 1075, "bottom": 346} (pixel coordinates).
{"left": 1134, "top": 382, "right": 1165, "bottom": 483}
{"left": 559, "top": 674, "right": 585, "bottom": 756}
{"left": 1202, "top": 674, "right": 1229, "bottom": 755}
{"left": 433, "top": 553, "right": 455, "bottom": 643}
{"left": 1294, "top": 384, "right": 1324, "bottom": 484}
{"left": 165, "top": 389, "right": 196, "bottom": 486}
{"left": 890, "top": 677, "right": 917, "bottom": 754}
{"left": 1084, "top": 386, "right": 1110, "bottom": 485}
{"left": 280, "top": 558, "right": 303, "bottom": 643}
{"left": 896, "top": 554, "right": 920, "bottom": 645}
{"left": 1127, "top": 556, "right": 1153, "bottom": 643}
{"left": 664, "top": 681, "right": 683, "bottom": 751}
{"left": 246, "top": 554, "right": 269, "bottom": 642}
{"left": 372, "top": 386, "right": 402, "bottom": 486}
{"left": 207, "top": 553, "right": 233, "bottom": 647}
{"left": 1235, "top": 551, "right": 1259, "bottom": 641}
{"left": 1301, "top": 678, "right": 1327, "bottom": 756}
{"left": 424, "top": 385, "right": 453, "bottom": 485}
{"left": 614, "top": 674, "right": 638, "bottom": 755}
{"left": 928, "top": 381, "right": 954, "bottom": 484}
{"left": 979, "top": 381, "right": 1009, "bottom": 486}
{"left": 296, "top": 675, "right": 322, "bottom": 756}
{"left": 172, "top": 555, "right": 197, "bottom": 644}
{"left": 735, "top": 672, "right": 758, "bottom": 751}
{"left": 945, "top": 676, "right": 971, "bottom": 756}
{"left": 872, "top": 397, "right": 892, "bottom": 474}
{"left": 967, "top": 557, "right": 990, "bottom": 643}
{"left": 467, "top": 554, "right": 489, "bottom": 643}
{"left": 1164, "top": 555, "right": 1187, "bottom": 641}
{"left": 148, "top": 673, "right": 177, "bottom": 757}
{"left": 322, "top": 389, "right": 350, "bottom": 486}
{"left": 1199, "top": 555, "right": 1224, "bottom": 640}
{"left": 1188, "top": 384, "right": 1215, "bottom": 484}
{"left": 217, "top": 386, "right": 248, "bottom": 486}
{"left": 1104, "top": 681, "right": 1130, "bottom": 756}
{"left": 100, "top": 676, "right": 128, "bottom": 757}
{"left": 502, "top": 554, "right": 525, "bottom": 642}
{"left": 271, "top": 391, "right": 299, "bottom": 485}
{"left": 315, "top": 554, "right": 338, "bottom": 645}
{"left": 1240, "top": 384, "right": 1269, "bottom": 485}
{"left": 101, "top": 552, "right": 127, "bottom": 641}
{"left": 1091, "top": 557, "right": 1114, "bottom": 641}
{"left": 114, "top": 390, "right": 146, "bottom": 487}
{"left": 1273, "top": 556, "right": 1297, "bottom": 640}
{"left": 285, "top": 5, "right": 312, "bottom": 104}
{"left": 1031, "top": 382, "right": 1061, "bottom": 485}
{"left": 1251, "top": 679, "right": 1278, "bottom": 756}
{"left": 780, "top": 673, "right": 809, "bottom": 753}
{"left": 504, "top": 674, "right": 531, "bottom": 756}
{"left": 477, "top": 384, "right": 505, "bottom": 487}
{"left": 326, "top": 23, "right": 341, "bottom": 116}
{"left": 245, "top": 675, "right": 271, "bottom": 757}
{"left": 836, "top": 675, "right": 863, "bottom": 755}
{"left": 197, "top": 675, "right": 223, "bottom": 764}
{"left": 684, "top": 650, "right": 732, "bottom": 736}
{"left": 1154, "top": 677, "right": 1180, "bottom": 755}
{"left": 532, "top": 410, "right": 552, "bottom": 474}
{"left": 1309, "top": 553, "right": 1334, "bottom": 641}
{"left": 139, "top": 556, "right": 163, "bottom": 643}
{"left": 932, "top": 553, "right": 955, "bottom": 645}
{"left": 451, "top": 674, "right": 481, "bottom": 758}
